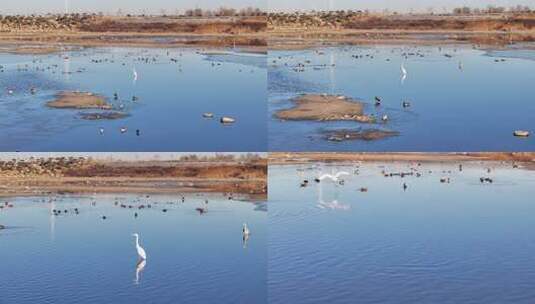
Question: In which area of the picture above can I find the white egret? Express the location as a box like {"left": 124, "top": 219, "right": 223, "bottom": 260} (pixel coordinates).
{"left": 400, "top": 62, "right": 407, "bottom": 84}
{"left": 242, "top": 223, "right": 250, "bottom": 237}
{"left": 133, "top": 67, "right": 138, "bottom": 82}
{"left": 317, "top": 171, "right": 350, "bottom": 182}
{"left": 132, "top": 233, "right": 147, "bottom": 260}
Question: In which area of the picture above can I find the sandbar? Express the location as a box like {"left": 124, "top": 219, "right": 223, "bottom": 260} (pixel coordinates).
{"left": 275, "top": 94, "right": 374, "bottom": 123}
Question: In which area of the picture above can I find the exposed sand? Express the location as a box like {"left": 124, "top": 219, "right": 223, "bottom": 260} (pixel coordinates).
{"left": 269, "top": 152, "right": 535, "bottom": 165}
{"left": 275, "top": 94, "right": 374, "bottom": 123}
{"left": 0, "top": 157, "right": 267, "bottom": 200}
{"left": 324, "top": 128, "right": 399, "bottom": 142}
{"left": 47, "top": 91, "right": 112, "bottom": 110}
{"left": 2, "top": 46, "right": 62, "bottom": 55}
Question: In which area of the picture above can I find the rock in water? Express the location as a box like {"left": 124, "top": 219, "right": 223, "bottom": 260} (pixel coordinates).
{"left": 220, "top": 116, "right": 236, "bottom": 124}
{"left": 513, "top": 130, "right": 530, "bottom": 137}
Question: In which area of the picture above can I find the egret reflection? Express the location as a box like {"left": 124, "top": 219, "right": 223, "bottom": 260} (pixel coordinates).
{"left": 317, "top": 180, "right": 350, "bottom": 211}
{"left": 242, "top": 233, "right": 250, "bottom": 249}
{"left": 134, "top": 259, "right": 146, "bottom": 285}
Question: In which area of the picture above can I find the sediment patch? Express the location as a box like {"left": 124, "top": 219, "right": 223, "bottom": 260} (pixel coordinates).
{"left": 275, "top": 94, "right": 374, "bottom": 123}
{"left": 324, "top": 128, "right": 399, "bottom": 142}
{"left": 47, "top": 91, "right": 112, "bottom": 110}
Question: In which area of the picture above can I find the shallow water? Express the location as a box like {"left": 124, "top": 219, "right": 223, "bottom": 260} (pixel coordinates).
{"left": 269, "top": 162, "right": 535, "bottom": 303}
{"left": 269, "top": 45, "right": 535, "bottom": 151}
{"left": 0, "top": 47, "right": 266, "bottom": 151}
{"left": 0, "top": 194, "right": 266, "bottom": 304}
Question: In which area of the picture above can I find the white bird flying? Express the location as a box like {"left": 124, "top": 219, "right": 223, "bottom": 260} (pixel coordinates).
{"left": 401, "top": 62, "right": 407, "bottom": 83}
{"left": 318, "top": 171, "right": 350, "bottom": 182}
{"left": 132, "top": 233, "right": 147, "bottom": 260}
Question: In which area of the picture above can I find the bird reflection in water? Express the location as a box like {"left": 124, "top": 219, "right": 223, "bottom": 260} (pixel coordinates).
{"left": 243, "top": 233, "right": 250, "bottom": 249}
{"left": 316, "top": 180, "right": 350, "bottom": 211}
{"left": 134, "top": 259, "right": 146, "bottom": 285}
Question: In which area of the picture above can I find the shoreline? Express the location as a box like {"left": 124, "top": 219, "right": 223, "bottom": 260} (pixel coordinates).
{"left": 0, "top": 158, "right": 267, "bottom": 200}
{"left": 268, "top": 30, "right": 535, "bottom": 50}
{"left": 0, "top": 32, "right": 267, "bottom": 54}
{"left": 0, "top": 177, "right": 267, "bottom": 201}
{"left": 269, "top": 152, "right": 535, "bottom": 165}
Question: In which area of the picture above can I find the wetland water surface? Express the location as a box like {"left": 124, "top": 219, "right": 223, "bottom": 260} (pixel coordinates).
{"left": 0, "top": 47, "right": 266, "bottom": 151}
{"left": 269, "top": 45, "right": 535, "bottom": 151}
{"left": 269, "top": 162, "right": 535, "bottom": 304}
{"left": 0, "top": 194, "right": 266, "bottom": 304}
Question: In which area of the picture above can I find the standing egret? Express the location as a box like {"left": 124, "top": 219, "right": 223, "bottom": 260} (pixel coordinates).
{"left": 243, "top": 223, "right": 250, "bottom": 237}
{"left": 133, "top": 67, "right": 138, "bottom": 83}
{"left": 242, "top": 223, "right": 250, "bottom": 248}
{"left": 132, "top": 233, "right": 147, "bottom": 260}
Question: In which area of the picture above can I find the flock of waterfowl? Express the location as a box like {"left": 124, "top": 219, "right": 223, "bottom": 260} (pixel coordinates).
{"left": 271, "top": 45, "right": 531, "bottom": 138}
{"left": 295, "top": 160, "right": 525, "bottom": 210}
{"left": 0, "top": 194, "right": 253, "bottom": 253}
{"left": 1, "top": 47, "right": 249, "bottom": 139}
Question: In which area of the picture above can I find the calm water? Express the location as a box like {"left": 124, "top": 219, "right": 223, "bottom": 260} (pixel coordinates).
{"left": 269, "top": 45, "right": 535, "bottom": 151}
{"left": 0, "top": 47, "right": 266, "bottom": 151}
{"left": 269, "top": 162, "right": 535, "bottom": 303}
{"left": 0, "top": 194, "right": 266, "bottom": 304}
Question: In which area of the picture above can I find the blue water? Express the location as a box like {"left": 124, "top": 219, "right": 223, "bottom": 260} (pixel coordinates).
{"left": 269, "top": 162, "right": 535, "bottom": 303}
{"left": 269, "top": 45, "right": 535, "bottom": 151}
{"left": 0, "top": 48, "right": 266, "bottom": 151}
{"left": 0, "top": 194, "right": 267, "bottom": 304}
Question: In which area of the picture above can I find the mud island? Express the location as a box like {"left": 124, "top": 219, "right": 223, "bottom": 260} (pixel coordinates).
{"left": 47, "top": 91, "right": 112, "bottom": 110}
{"left": 275, "top": 94, "right": 374, "bottom": 123}
{"left": 79, "top": 112, "right": 129, "bottom": 120}
{"left": 324, "top": 128, "right": 399, "bottom": 142}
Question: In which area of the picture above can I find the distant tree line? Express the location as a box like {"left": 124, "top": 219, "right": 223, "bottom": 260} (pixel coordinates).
{"left": 182, "top": 7, "right": 266, "bottom": 17}
{"left": 452, "top": 5, "right": 532, "bottom": 15}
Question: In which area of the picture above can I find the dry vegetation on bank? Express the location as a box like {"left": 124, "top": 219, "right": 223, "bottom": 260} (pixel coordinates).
{"left": 268, "top": 9, "right": 535, "bottom": 46}
{"left": 0, "top": 155, "right": 267, "bottom": 199}
{"left": 0, "top": 10, "right": 267, "bottom": 49}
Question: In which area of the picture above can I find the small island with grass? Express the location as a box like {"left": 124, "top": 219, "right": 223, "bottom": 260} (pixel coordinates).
{"left": 275, "top": 94, "right": 375, "bottom": 123}
{"left": 47, "top": 91, "right": 112, "bottom": 110}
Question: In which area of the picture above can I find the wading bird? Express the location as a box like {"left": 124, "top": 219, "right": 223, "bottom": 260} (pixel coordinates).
{"left": 133, "top": 67, "right": 138, "bottom": 82}
{"left": 243, "top": 223, "right": 250, "bottom": 237}
{"left": 132, "top": 233, "right": 147, "bottom": 260}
